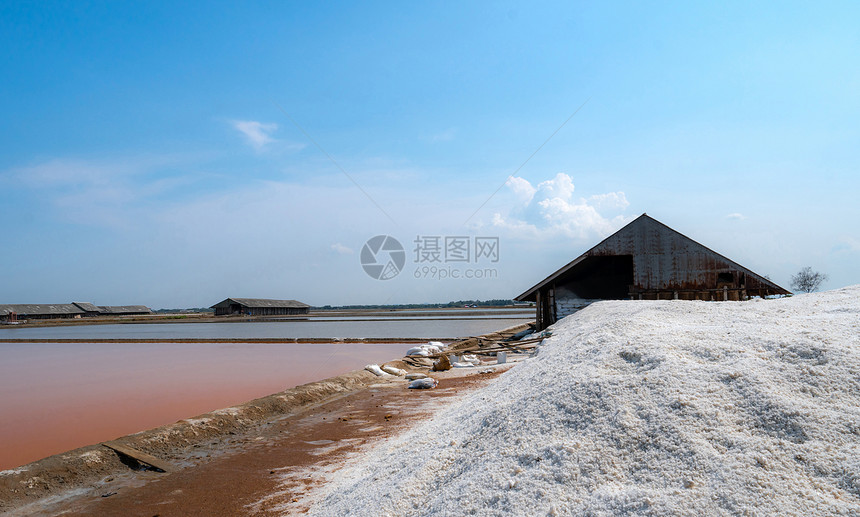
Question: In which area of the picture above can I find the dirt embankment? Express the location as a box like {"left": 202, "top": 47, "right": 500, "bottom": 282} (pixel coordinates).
{"left": 0, "top": 369, "right": 379, "bottom": 514}
{"left": 46, "top": 368, "right": 511, "bottom": 516}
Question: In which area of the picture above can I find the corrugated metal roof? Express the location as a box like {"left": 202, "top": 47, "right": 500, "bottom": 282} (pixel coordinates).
{"left": 0, "top": 304, "right": 85, "bottom": 316}
{"left": 516, "top": 213, "right": 790, "bottom": 300}
{"left": 210, "top": 298, "right": 310, "bottom": 309}
{"left": 72, "top": 302, "right": 101, "bottom": 312}
{"left": 97, "top": 305, "right": 152, "bottom": 314}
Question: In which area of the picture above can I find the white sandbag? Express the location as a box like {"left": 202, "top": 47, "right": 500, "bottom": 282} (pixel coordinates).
{"left": 405, "top": 372, "right": 427, "bottom": 380}
{"left": 452, "top": 362, "right": 476, "bottom": 368}
{"left": 425, "top": 345, "right": 442, "bottom": 355}
{"left": 408, "top": 378, "right": 438, "bottom": 389}
{"left": 382, "top": 365, "right": 406, "bottom": 376}
{"left": 406, "top": 347, "right": 430, "bottom": 357}
{"left": 462, "top": 354, "right": 481, "bottom": 365}
{"left": 364, "top": 364, "right": 391, "bottom": 377}
{"left": 427, "top": 341, "right": 446, "bottom": 349}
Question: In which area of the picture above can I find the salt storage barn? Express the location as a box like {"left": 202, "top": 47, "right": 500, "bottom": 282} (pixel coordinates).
{"left": 515, "top": 214, "right": 790, "bottom": 330}
{"left": 210, "top": 298, "right": 310, "bottom": 316}
{"left": 0, "top": 303, "right": 88, "bottom": 321}
{"left": 0, "top": 302, "right": 153, "bottom": 321}
{"left": 97, "top": 305, "right": 153, "bottom": 316}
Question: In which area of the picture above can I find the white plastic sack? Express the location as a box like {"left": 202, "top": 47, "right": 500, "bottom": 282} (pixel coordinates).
{"left": 406, "top": 343, "right": 444, "bottom": 357}
{"left": 365, "top": 364, "right": 391, "bottom": 377}
{"left": 452, "top": 362, "right": 476, "bottom": 368}
{"left": 462, "top": 354, "right": 481, "bottom": 365}
{"left": 381, "top": 365, "right": 406, "bottom": 376}
{"left": 408, "top": 378, "right": 438, "bottom": 389}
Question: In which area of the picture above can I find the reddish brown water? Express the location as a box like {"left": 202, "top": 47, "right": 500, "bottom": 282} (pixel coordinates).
{"left": 0, "top": 342, "right": 406, "bottom": 470}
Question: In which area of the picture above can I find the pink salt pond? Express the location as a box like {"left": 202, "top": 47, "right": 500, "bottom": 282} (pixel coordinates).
{"left": 0, "top": 342, "right": 407, "bottom": 470}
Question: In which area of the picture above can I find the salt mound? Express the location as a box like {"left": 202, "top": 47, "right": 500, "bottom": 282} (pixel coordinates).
{"left": 308, "top": 287, "right": 860, "bottom": 516}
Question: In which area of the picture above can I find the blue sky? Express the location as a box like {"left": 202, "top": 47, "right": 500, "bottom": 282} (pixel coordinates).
{"left": 1, "top": 1, "right": 858, "bottom": 308}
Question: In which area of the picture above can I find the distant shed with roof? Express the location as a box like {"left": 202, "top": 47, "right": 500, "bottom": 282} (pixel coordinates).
{"left": 211, "top": 298, "right": 310, "bottom": 316}
{"left": 98, "top": 305, "right": 153, "bottom": 316}
{"left": 515, "top": 214, "right": 790, "bottom": 330}
{"left": 72, "top": 302, "right": 102, "bottom": 317}
{"left": 0, "top": 302, "right": 153, "bottom": 322}
{"left": 0, "top": 303, "right": 86, "bottom": 321}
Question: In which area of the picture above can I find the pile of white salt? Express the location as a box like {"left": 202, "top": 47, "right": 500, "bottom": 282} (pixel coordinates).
{"left": 307, "top": 286, "right": 860, "bottom": 516}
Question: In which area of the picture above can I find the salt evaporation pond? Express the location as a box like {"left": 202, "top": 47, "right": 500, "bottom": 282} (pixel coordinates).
{"left": 0, "top": 315, "right": 532, "bottom": 469}
{"left": 0, "top": 341, "right": 412, "bottom": 470}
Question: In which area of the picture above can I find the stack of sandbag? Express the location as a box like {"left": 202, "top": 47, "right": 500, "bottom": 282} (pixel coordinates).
{"left": 405, "top": 341, "right": 446, "bottom": 357}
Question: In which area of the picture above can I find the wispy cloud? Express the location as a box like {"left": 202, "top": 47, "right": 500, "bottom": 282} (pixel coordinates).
{"left": 429, "top": 128, "right": 457, "bottom": 142}
{"left": 3, "top": 155, "right": 204, "bottom": 228}
{"left": 331, "top": 243, "right": 354, "bottom": 255}
{"left": 492, "top": 173, "right": 630, "bottom": 240}
{"left": 831, "top": 236, "right": 860, "bottom": 255}
{"left": 725, "top": 212, "right": 746, "bottom": 220}
{"left": 232, "top": 120, "right": 279, "bottom": 150}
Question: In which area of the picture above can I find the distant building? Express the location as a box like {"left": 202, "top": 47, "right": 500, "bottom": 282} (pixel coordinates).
{"left": 0, "top": 304, "right": 87, "bottom": 321}
{"left": 97, "top": 305, "right": 153, "bottom": 316}
{"left": 72, "top": 302, "right": 102, "bottom": 317}
{"left": 211, "top": 298, "right": 310, "bottom": 316}
{"left": 515, "top": 214, "right": 790, "bottom": 330}
{"left": 0, "top": 302, "right": 152, "bottom": 322}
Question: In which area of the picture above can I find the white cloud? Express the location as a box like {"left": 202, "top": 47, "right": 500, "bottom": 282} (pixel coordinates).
{"left": 331, "top": 243, "right": 354, "bottom": 255}
{"left": 588, "top": 191, "right": 629, "bottom": 211}
{"left": 232, "top": 120, "right": 278, "bottom": 150}
{"left": 493, "top": 173, "right": 630, "bottom": 240}
{"left": 505, "top": 176, "right": 537, "bottom": 203}
{"left": 726, "top": 213, "right": 746, "bottom": 220}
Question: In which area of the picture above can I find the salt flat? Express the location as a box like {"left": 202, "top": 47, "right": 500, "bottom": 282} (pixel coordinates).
{"left": 308, "top": 286, "right": 860, "bottom": 516}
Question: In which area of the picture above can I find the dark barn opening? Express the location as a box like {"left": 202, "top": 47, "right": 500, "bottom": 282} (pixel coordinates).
{"left": 555, "top": 255, "right": 633, "bottom": 299}
{"left": 717, "top": 272, "right": 734, "bottom": 285}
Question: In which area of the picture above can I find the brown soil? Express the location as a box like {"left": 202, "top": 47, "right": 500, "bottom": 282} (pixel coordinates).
{"left": 6, "top": 367, "right": 508, "bottom": 516}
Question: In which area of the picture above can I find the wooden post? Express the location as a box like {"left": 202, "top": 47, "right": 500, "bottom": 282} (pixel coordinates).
{"left": 535, "top": 291, "right": 543, "bottom": 330}
{"left": 102, "top": 442, "right": 175, "bottom": 473}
